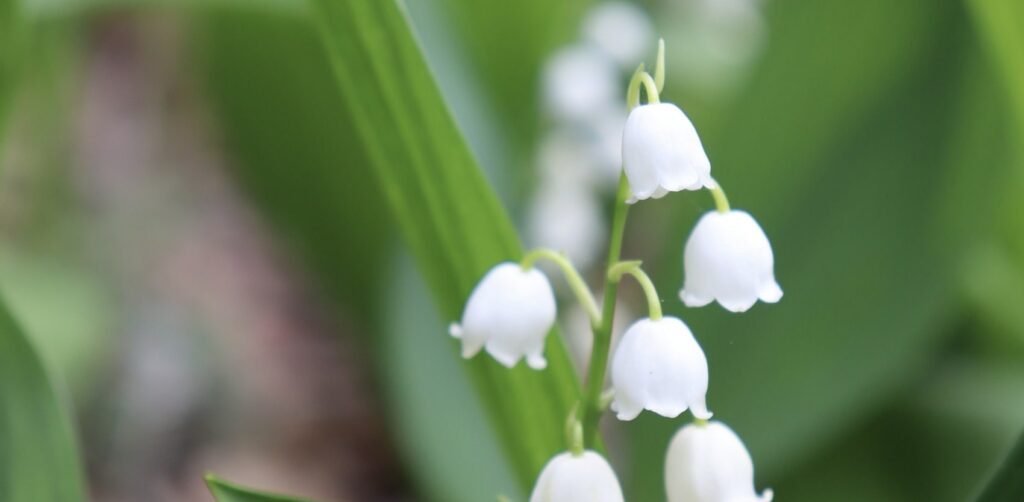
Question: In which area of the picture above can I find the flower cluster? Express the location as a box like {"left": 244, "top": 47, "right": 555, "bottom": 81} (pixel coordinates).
{"left": 450, "top": 40, "right": 779, "bottom": 501}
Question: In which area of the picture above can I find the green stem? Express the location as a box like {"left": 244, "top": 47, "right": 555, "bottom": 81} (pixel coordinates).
{"left": 521, "top": 248, "right": 601, "bottom": 325}
{"left": 710, "top": 182, "right": 731, "bottom": 213}
{"left": 565, "top": 402, "right": 584, "bottom": 456}
{"left": 582, "top": 174, "right": 631, "bottom": 446}
{"left": 655, "top": 38, "right": 665, "bottom": 93}
{"left": 626, "top": 63, "right": 645, "bottom": 109}
{"left": 639, "top": 72, "right": 660, "bottom": 104}
{"left": 608, "top": 261, "right": 662, "bottom": 321}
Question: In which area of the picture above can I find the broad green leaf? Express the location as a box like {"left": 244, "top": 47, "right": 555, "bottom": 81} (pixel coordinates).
{"left": 197, "top": 10, "right": 388, "bottom": 325}
{"left": 309, "top": 0, "right": 578, "bottom": 489}
{"left": 381, "top": 255, "right": 520, "bottom": 501}
{"left": 195, "top": 8, "right": 528, "bottom": 500}
{"left": 0, "top": 0, "right": 19, "bottom": 130}
{"left": 0, "top": 296, "right": 85, "bottom": 501}
{"left": 205, "top": 474, "right": 312, "bottom": 502}
{"left": 975, "top": 433, "right": 1024, "bottom": 501}
{"left": 968, "top": 0, "right": 1024, "bottom": 133}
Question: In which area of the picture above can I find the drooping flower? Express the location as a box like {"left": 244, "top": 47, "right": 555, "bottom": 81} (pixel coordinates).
{"left": 530, "top": 451, "right": 625, "bottom": 502}
{"left": 610, "top": 316, "right": 711, "bottom": 421}
{"left": 622, "top": 103, "right": 713, "bottom": 203}
{"left": 449, "top": 263, "right": 556, "bottom": 369}
{"left": 679, "top": 209, "right": 782, "bottom": 312}
{"left": 665, "top": 420, "right": 773, "bottom": 502}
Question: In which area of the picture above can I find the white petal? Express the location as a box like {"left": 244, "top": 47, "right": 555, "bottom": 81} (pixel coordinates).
{"left": 622, "top": 103, "right": 711, "bottom": 203}
{"left": 610, "top": 317, "right": 710, "bottom": 421}
{"left": 665, "top": 421, "right": 771, "bottom": 502}
{"left": 530, "top": 451, "right": 625, "bottom": 502}
{"left": 455, "top": 263, "right": 557, "bottom": 368}
{"left": 681, "top": 210, "right": 781, "bottom": 312}
{"left": 759, "top": 279, "right": 783, "bottom": 303}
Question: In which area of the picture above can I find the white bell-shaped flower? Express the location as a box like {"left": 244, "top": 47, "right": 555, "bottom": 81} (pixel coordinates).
{"left": 679, "top": 210, "right": 783, "bottom": 313}
{"left": 449, "top": 263, "right": 556, "bottom": 369}
{"left": 665, "top": 420, "right": 773, "bottom": 502}
{"left": 610, "top": 316, "right": 711, "bottom": 421}
{"left": 622, "top": 103, "right": 713, "bottom": 203}
{"left": 530, "top": 451, "right": 625, "bottom": 502}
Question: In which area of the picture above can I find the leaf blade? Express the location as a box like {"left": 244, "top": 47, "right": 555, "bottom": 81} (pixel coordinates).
{"left": 205, "top": 474, "right": 313, "bottom": 502}
{"left": 0, "top": 297, "right": 86, "bottom": 502}
{"left": 308, "top": 0, "right": 579, "bottom": 489}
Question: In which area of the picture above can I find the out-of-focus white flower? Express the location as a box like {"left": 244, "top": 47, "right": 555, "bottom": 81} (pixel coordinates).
{"left": 582, "top": 1, "right": 654, "bottom": 69}
{"left": 590, "top": 107, "right": 628, "bottom": 187}
{"left": 528, "top": 131, "right": 606, "bottom": 268}
{"left": 668, "top": 0, "right": 766, "bottom": 96}
{"left": 622, "top": 103, "right": 713, "bottom": 203}
{"left": 543, "top": 45, "right": 620, "bottom": 123}
{"left": 449, "top": 263, "right": 556, "bottom": 369}
{"left": 679, "top": 210, "right": 782, "bottom": 312}
{"left": 527, "top": 180, "right": 605, "bottom": 270}
{"left": 535, "top": 129, "right": 600, "bottom": 187}
{"left": 665, "top": 420, "right": 773, "bottom": 502}
{"left": 610, "top": 316, "right": 711, "bottom": 421}
{"left": 530, "top": 451, "right": 625, "bottom": 502}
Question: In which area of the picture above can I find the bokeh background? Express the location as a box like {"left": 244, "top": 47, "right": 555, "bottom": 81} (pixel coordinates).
{"left": 1, "top": 0, "right": 1023, "bottom": 501}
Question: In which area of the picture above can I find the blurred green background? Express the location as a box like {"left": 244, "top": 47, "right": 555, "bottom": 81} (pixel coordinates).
{"left": 1, "top": 0, "right": 1023, "bottom": 501}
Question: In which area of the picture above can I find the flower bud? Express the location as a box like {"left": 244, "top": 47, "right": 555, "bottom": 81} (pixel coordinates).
{"left": 449, "top": 263, "right": 556, "bottom": 369}
{"left": 622, "top": 103, "right": 713, "bottom": 203}
{"left": 610, "top": 317, "right": 711, "bottom": 421}
{"left": 665, "top": 420, "right": 773, "bottom": 502}
{"left": 679, "top": 210, "right": 782, "bottom": 313}
{"left": 530, "top": 451, "right": 625, "bottom": 502}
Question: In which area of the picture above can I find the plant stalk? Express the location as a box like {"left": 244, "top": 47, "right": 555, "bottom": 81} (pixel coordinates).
{"left": 582, "top": 174, "right": 631, "bottom": 446}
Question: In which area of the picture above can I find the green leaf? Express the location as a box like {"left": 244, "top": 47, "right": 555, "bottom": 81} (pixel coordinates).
{"left": 197, "top": 9, "right": 388, "bottom": 325}
{"left": 968, "top": 0, "right": 1024, "bottom": 132}
{"left": 0, "top": 296, "right": 85, "bottom": 502}
{"left": 309, "top": 0, "right": 578, "bottom": 489}
{"left": 380, "top": 256, "right": 521, "bottom": 501}
{"left": 205, "top": 474, "right": 313, "bottom": 502}
{"left": 976, "top": 433, "right": 1024, "bottom": 502}
{"left": 0, "top": 0, "right": 19, "bottom": 131}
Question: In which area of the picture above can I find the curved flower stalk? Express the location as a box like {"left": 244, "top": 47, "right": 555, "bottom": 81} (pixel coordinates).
{"left": 529, "top": 450, "right": 625, "bottom": 502}
{"left": 449, "top": 262, "right": 557, "bottom": 369}
{"left": 610, "top": 316, "right": 711, "bottom": 421}
{"left": 665, "top": 420, "right": 773, "bottom": 502}
{"left": 679, "top": 184, "right": 782, "bottom": 312}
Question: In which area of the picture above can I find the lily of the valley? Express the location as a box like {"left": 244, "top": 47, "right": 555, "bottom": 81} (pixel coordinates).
{"left": 665, "top": 420, "right": 773, "bottom": 502}
{"left": 679, "top": 209, "right": 782, "bottom": 313}
{"left": 610, "top": 316, "right": 711, "bottom": 421}
{"left": 450, "top": 263, "right": 556, "bottom": 369}
{"left": 530, "top": 451, "right": 625, "bottom": 502}
{"left": 622, "top": 102, "right": 713, "bottom": 203}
